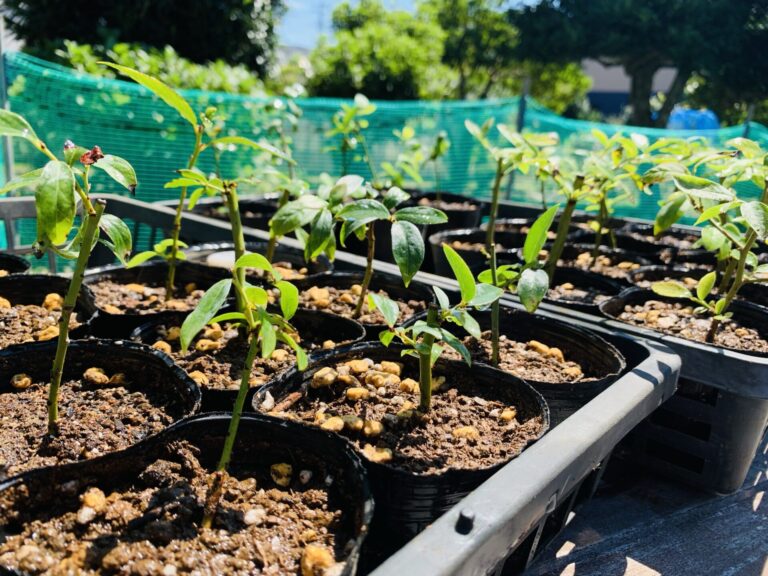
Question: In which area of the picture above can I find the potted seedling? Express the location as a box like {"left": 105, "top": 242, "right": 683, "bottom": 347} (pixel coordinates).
{"left": 253, "top": 242, "right": 549, "bottom": 544}
{"left": 0, "top": 108, "right": 199, "bottom": 477}
{"left": 327, "top": 94, "right": 378, "bottom": 179}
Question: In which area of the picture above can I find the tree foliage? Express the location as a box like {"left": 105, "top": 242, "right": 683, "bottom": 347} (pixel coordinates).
{"left": 511, "top": 0, "right": 768, "bottom": 127}
{"left": 3, "top": 0, "right": 285, "bottom": 76}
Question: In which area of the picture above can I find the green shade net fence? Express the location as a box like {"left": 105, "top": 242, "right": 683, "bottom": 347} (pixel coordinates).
{"left": 3, "top": 51, "right": 768, "bottom": 238}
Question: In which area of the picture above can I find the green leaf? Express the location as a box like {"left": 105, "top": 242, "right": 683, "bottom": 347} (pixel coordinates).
{"left": 455, "top": 309, "right": 481, "bottom": 339}
{"left": 93, "top": 154, "right": 138, "bottom": 194}
{"left": 740, "top": 201, "right": 768, "bottom": 238}
{"left": 714, "top": 298, "right": 727, "bottom": 315}
{"left": 655, "top": 193, "right": 686, "bottom": 234}
{"left": 439, "top": 328, "right": 471, "bottom": 366}
{"left": 164, "top": 177, "right": 203, "bottom": 189}
{"left": 63, "top": 144, "right": 89, "bottom": 166}
{"left": 180, "top": 279, "right": 232, "bottom": 352}
{"left": 278, "top": 331, "right": 307, "bottom": 370}
{"left": 672, "top": 174, "right": 734, "bottom": 201}
{"left": 0, "top": 109, "right": 38, "bottom": 140}
{"left": 651, "top": 281, "right": 692, "bottom": 299}
{"left": 259, "top": 315, "right": 277, "bottom": 359}
{"left": 433, "top": 286, "right": 451, "bottom": 310}
{"left": 697, "top": 271, "right": 717, "bottom": 301}
{"left": 337, "top": 199, "right": 390, "bottom": 226}
{"left": 126, "top": 250, "right": 159, "bottom": 268}
{"left": 442, "top": 243, "right": 475, "bottom": 303}
{"left": 270, "top": 195, "right": 327, "bottom": 237}
{"left": 306, "top": 209, "right": 333, "bottom": 261}
{"left": 391, "top": 220, "right": 424, "bottom": 287}
{"left": 700, "top": 226, "right": 728, "bottom": 252}
{"left": 694, "top": 200, "right": 741, "bottom": 226}
{"left": 468, "top": 283, "right": 504, "bottom": 308}
{"left": 98, "top": 213, "right": 132, "bottom": 264}
{"left": 235, "top": 252, "right": 275, "bottom": 275}
{"left": 187, "top": 187, "right": 206, "bottom": 210}
{"left": 207, "top": 135, "right": 295, "bottom": 165}
{"left": 35, "top": 160, "right": 76, "bottom": 245}
{"left": 382, "top": 186, "right": 410, "bottom": 210}
{"left": 523, "top": 205, "right": 558, "bottom": 265}
{"left": 101, "top": 62, "right": 197, "bottom": 127}
{"left": 394, "top": 206, "right": 448, "bottom": 226}
{"left": 209, "top": 311, "right": 247, "bottom": 324}
{"left": 0, "top": 168, "right": 42, "bottom": 195}
{"left": 517, "top": 269, "right": 549, "bottom": 313}
{"left": 368, "top": 292, "right": 399, "bottom": 327}
{"left": 244, "top": 284, "right": 269, "bottom": 308}
{"left": 379, "top": 330, "right": 396, "bottom": 346}
{"left": 275, "top": 280, "right": 299, "bottom": 321}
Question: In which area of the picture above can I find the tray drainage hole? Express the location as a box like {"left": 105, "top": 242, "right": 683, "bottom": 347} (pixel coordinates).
{"left": 455, "top": 509, "right": 475, "bottom": 535}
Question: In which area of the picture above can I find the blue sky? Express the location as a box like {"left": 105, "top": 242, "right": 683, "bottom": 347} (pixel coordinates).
{"left": 278, "top": 0, "right": 416, "bottom": 49}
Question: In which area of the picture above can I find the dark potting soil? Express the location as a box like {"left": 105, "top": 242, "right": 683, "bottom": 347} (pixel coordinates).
{"left": 150, "top": 322, "right": 341, "bottom": 391}
{"left": 417, "top": 197, "right": 477, "bottom": 212}
{"left": 297, "top": 285, "right": 426, "bottom": 326}
{"left": 0, "top": 441, "right": 348, "bottom": 575}
{"left": 89, "top": 280, "right": 205, "bottom": 315}
{"left": 0, "top": 375, "right": 175, "bottom": 478}
{"left": 0, "top": 294, "right": 80, "bottom": 349}
{"left": 617, "top": 299, "right": 768, "bottom": 354}
{"left": 448, "top": 241, "right": 505, "bottom": 253}
{"left": 560, "top": 251, "right": 643, "bottom": 280}
{"left": 460, "top": 331, "right": 593, "bottom": 383}
{"left": 547, "top": 281, "right": 612, "bottom": 306}
{"left": 265, "top": 358, "right": 544, "bottom": 474}
{"left": 628, "top": 230, "right": 699, "bottom": 250}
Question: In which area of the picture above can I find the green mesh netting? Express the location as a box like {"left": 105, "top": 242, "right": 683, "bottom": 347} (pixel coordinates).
{"left": 3, "top": 51, "right": 768, "bottom": 230}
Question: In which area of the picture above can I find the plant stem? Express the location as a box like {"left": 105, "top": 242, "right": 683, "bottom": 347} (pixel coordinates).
{"left": 490, "top": 246, "right": 500, "bottom": 367}
{"left": 433, "top": 161, "right": 442, "bottom": 203}
{"left": 418, "top": 304, "right": 438, "bottom": 412}
{"left": 485, "top": 159, "right": 504, "bottom": 254}
{"left": 201, "top": 328, "right": 261, "bottom": 529}
{"left": 717, "top": 257, "right": 737, "bottom": 294}
{"left": 222, "top": 182, "right": 250, "bottom": 314}
{"left": 539, "top": 180, "right": 546, "bottom": 212}
{"left": 546, "top": 197, "right": 576, "bottom": 281}
{"left": 166, "top": 126, "right": 204, "bottom": 301}
{"left": 47, "top": 200, "right": 105, "bottom": 435}
{"left": 353, "top": 225, "right": 375, "bottom": 318}
{"left": 590, "top": 194, "right": 608, "bottom": 267}
{"left": 265, "top": 189, "right": 290, "bottom": 264}
{"left": 359, "top": 135, "right": 377, "bottom": 183}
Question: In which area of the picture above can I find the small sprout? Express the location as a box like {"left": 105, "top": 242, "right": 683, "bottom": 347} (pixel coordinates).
{"left": 362, "top": 444, "right": 393, "bottom": 464}
{"left": 83, "top": 367, "right": 109, "bottom": 386}
{"left": 152, "top": 340, "right": 172, "bottom": 354}
{"left": 11, "top": 373, "right": 32, "bottom": 390}
{"left": 320, "top": 416, "right": 345, "bottom": 432}
{"left": 300, "top": 544, "right": 336, "bottom": 576}
{"left": 42, "top": 292, "right": 63, "bottom": 311}
{"left": 270, "top": 462, "right": 293, "bottom": 487}
{"left": 311, "top": 367, "right": 338, "bottom": 388}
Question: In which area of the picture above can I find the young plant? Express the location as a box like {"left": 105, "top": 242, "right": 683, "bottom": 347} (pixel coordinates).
{"left": 336, "top": 185, "right": 447, "bottom": 318}
{"left": 180, "top": 251, "right": 306, "bottom": 528}
{"left": 105, "top": 64, "right": 292, "bottom": 290}
{"left": 465, "top": 119, "right": 557, "bottom": 256}
{"left": 0, "top": 109, "right": 136, "bottom": 434}
{"left": 645, "top": 137, "right": 768, "bottom": 341}
{"left": 380, "top": 126, "right": 451, "bottom": 199}
{"left": 372, "top": 245, "right": 503, "bottom": 412}
{"left": 326, "top": 94, "right": 377, "bottom": 179}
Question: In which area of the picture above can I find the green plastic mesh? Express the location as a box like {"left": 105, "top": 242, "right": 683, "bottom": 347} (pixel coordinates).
{"left": 3, "top": 51, "right": 768, "bottom": 232}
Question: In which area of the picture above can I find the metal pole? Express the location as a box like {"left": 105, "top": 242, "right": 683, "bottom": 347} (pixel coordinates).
{"left": 0, "top": 18, "right": 15, "bottom": 186}
{"left": 506, "top": 76, "right": 531, "bottom": 200}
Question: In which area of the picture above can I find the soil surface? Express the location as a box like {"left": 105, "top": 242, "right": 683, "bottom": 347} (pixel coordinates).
{"left": 0, "top": 441, "right": 349, "bottom": 575}
{"left": 627, "top": 230, "right": 699, "bottom": 250}
{"left": 616, "top": 299, "right": 768, "bottom": 354}
{"left": 560, "top": 250, "right": 643, "bottom": 280}
{"left": 448, "top": 241, "right": 507, "bottom": 253}
{"left": 0, "top": 293, "right": 80, "bottom": 349}
{"left": 147, "top": 321, "right": 344, "bottom": 391}
{"left": 417, "top": 197, "right": 478, "bottom": 212}
{"left": 89, "top": 280, "right": 204, "bottom": 315}
{"left": 631, "top": 273, "right": 701, "bottom": 290}
{"left": 297, "top": 284, "right": 426, "bottom": 326}
{"left": 264, "top": 357, "right": 544, "bottom": 474}
{"left": 0, "top": 375, "right": 176, "bottom": 478}
{"left": 547, "top": 281, "right": 612, "bottom": 306}
{"left": 458, "top": 331, "right": 594, "bottom": 383}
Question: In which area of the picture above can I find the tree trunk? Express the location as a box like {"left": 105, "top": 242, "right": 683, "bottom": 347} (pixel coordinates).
{"left": 655, "top": 67, "right": 691, "bottom": 128}
{"left": 627, "top": 62, "right": 658, "bottom": 127}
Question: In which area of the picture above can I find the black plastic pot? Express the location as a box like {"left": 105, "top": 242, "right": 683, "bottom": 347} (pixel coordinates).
{"left": 183, "top": 240, "right": 332, "bottom": 281}
{"left": 189, "top": 193, "right": 281, "bottom": 231}
{"left": 0, "top": 274, "right": 98, "bottom": 349}
{"left": 0, "top": 338, "right": 201, "bottom": 478}
{"left": 575, "top": 230, "right": 675, "bottom": 261}
{"left": 543, "top": 266, "right": 625, "bottom": 315}
{"left": 429, "top": 228, "right": 526, "bottom": 278}
{"left": 130, "top": 308, "right": 367, "bottom": 412}
{"left": 483, "top": 217, "right": 586, "bottom": 242}
{"left": 0, "top": 413, "right": 373, "bottom": 575}
{"left": 0, "top": 253, "right": 30, "bottom": 275}
{"left": 292, "top": 272, "right": 434, "bottom": 339}
{"left": 254, "top": 342, "right": 549, "bottom": 561}
{"left": 627, "top": 265, "right": 709, "bottom": 289}
{"left": 600, "top": 288, "right": 768, "bottom": 493}
{"left": 84, "top": 261, "right": 232, "bottom": 339}
{"left": 557, "top": 244, "right": 655, "bottom": 284}
{"left": 467, "top": 307, "right": 625, "bottom": 426}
